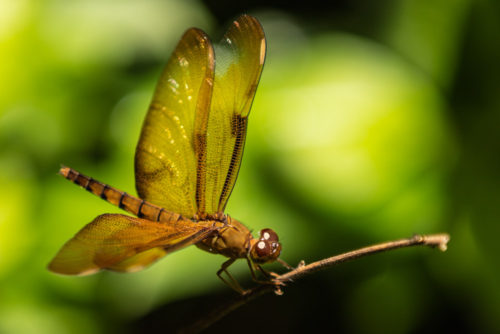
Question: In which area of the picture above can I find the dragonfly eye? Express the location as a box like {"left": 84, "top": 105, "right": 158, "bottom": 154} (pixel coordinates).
{"left": 259, "top": 228, "right": 279, "bottom": 242}
{"left": 250, "top": 236, "right": 282, "bottom": 263}
{"left": 255, "top": 240, "right": 271, "bottom": 257}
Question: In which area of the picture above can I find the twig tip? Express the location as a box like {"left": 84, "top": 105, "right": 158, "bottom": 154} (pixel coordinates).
{"left": 424, "top": 233, "right": 450, "bottom": 252}
{"left": 437, "top": 233, "right": 450, "bottom": 252}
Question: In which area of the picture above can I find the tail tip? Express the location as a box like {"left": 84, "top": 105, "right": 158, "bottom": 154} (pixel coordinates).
{"left": 59, "top": 165, "right": 70, "bottom": 178}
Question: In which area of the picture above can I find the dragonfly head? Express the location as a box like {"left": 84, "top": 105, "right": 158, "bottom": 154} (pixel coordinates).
{"left": 249, "top": 228, "right": 282, "bottom": 264}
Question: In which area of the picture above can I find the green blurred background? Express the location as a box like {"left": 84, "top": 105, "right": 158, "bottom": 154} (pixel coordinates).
{"left": 1, "top": 0, "right": 499, "bottom": 333}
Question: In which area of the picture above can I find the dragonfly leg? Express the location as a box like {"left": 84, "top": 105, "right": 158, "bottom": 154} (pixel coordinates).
{"left": 217, "top": 258, "right": 245, "bottom": 294}
{"left": 277, "top": 258, "right": 294, "bottom": 270}
{"left": 246, "top": 259, "right": 285, "bottom": 295}
{"left": 246, "top": 259, "right": 280, "bottom": 283}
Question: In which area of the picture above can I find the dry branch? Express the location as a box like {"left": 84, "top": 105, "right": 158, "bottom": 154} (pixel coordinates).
{"left": 179, "top": 233, "right": 450, "bottom": 334}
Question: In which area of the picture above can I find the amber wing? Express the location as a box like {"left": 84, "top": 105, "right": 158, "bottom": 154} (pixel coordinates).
{"left": 48, "top": 214, "right": 216, "bottom": 275}
{"left": 196, "top": 15, "right": 266, "bottom": 215}
{"left": 135, "top": 28, "right": 215, "bottom": 218}
{"left": 136, "top": 15, "right": 265, "bottom": 218}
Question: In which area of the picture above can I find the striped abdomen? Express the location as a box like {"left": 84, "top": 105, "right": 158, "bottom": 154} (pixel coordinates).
{"left": 59, "top": 166, "right": 180, "bottom": 223}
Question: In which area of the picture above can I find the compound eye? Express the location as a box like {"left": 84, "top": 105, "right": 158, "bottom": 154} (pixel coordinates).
{"left": 255, "top": 240, "right": 271, "bottom": 258}
{"left": 260, "top": 228, "right": 279, "bottom": 242}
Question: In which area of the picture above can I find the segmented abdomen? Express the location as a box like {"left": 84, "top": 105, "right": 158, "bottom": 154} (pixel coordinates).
{"left": 59, "top": 166, "right": 180, "bottom": 223}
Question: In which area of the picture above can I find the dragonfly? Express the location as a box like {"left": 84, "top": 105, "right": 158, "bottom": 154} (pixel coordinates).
{"left": 49, "top": 15, "right": 289, "bottom": 293}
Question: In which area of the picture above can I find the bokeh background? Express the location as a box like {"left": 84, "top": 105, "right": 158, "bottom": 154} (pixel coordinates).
{"left": 1, "top": 0, "right": 499, "bottom": 333}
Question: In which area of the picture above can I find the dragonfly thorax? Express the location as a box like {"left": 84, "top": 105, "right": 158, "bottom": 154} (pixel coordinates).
{"left": 196, "top": 216, "right": 281, "bottom": 264}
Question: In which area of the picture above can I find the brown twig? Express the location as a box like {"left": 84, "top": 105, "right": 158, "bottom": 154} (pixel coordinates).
{"left": 178, "top": 233, "right": 450, "bottom": 334}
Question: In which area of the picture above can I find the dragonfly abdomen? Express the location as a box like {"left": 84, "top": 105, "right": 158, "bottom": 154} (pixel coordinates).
{"left": 59, "top": 166, "right": 180, "bottom": 223}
